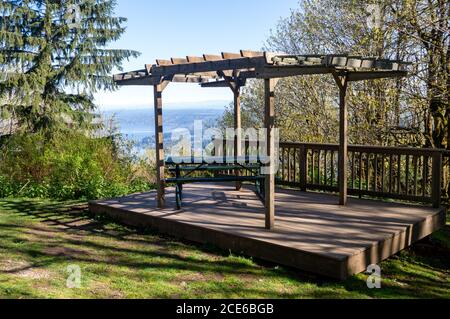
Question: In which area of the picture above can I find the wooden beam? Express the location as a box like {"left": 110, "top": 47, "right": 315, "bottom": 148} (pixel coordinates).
{"left": 217, "top": 71, "right": 237, "bottom": 92}
{"left": 194, "top": 71, "right": 221, "bottom": 78}
{"left": 332, "top": 72, "right": 349, "bottom": 206}
{"left": 264, "top": 78, "right": 276, "bottom": 230}
{"left": 115, "top": 76, "right": 155, "bottom": 86}
{"left": 116, "top": 73, "right": 215, "bottom": 86}
{"left": 154, "top": 83, "right": 168, "bottom": 208}
{"left": 113, "top": 70, "right": 147, "bottom": 80}
{"left": 200, "top": 80, "right": 230, "bottom": 88}
{"left": 256, "top": 66, "right": 333, "bottom": 79}
{"left": 347, "top": 71, "right": 408, "bottom": 82}
{"left": 169, "top": 75, "right": 210, "bottom": 83}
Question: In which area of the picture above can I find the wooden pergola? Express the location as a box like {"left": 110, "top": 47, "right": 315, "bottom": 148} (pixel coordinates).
{"left": 114, "top": 50, "right": 409, "bottom": 230}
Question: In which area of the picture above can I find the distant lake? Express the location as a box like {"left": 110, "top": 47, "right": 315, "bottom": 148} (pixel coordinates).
{"left": 102, "top": 108, "right": 225, "bottom": 150}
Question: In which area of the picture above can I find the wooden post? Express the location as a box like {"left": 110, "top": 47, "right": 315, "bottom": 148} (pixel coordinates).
{"left": 264, "top": 78, "right": 276, "bottom": 230}
{"left": 431, "top": 151, "right": 442, "bottom": 208}
{"left": 234, "top": 84, "right": 242, "bottom": 190}
{"left": 154, "top": 82, "right": 168, "bottom": 208}
{"left": 299, "top": 144, "right": 307, "bottom": 192}
{"left": 333, "top": 73, "right": 349, "bottom": 206}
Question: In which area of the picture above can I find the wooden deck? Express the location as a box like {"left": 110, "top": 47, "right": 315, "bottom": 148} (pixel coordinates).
{"left": 89, "top": 183, "right": 446, "bottom": 280}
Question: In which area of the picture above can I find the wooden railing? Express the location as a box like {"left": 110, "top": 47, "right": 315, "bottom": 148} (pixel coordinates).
{"left": 211, "top": 139, "right": 447, "bottom": 207}
{"left": 278, "top": 142, "right": 446, "bottom": 207}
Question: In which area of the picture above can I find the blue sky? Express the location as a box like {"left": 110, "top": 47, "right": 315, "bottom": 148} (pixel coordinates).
{"left": 95, "top": 0, "right": 298, "bottom": 110}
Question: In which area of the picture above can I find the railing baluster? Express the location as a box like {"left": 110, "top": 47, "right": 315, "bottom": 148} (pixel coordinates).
{"left": 366, "top": 153, "right": 370, "bottom": 192}
{"left": 389, "top": 154, "right": 393, "bottom": 194}
{"left": 300, "top": 145, "right": 307, "bottom": 191}
{"left": 359, "top": 152, "right": 363, "bottom": 195}
{"left": 374, "top": 154, "right": 378, "bottom": 192}
{"left": 397, "top": 154, "right": 402, "bottom": 194}
{"left": 351, "top": 152, "right": 355, "bottom": 189}
{"left": 422, "top": 156, "right": 428, "bottom": 197}
{"left": 288, "top": 148, "right": 292, "bottom": 183}
{"left": 413, "top": 156, "right": 418, "bottom": 196}
{"left": 317, "top": 150, "right": 321, "bottom": 185}
{"left": 331, "top": 151, "right": 335, "bottom": 187}
{"left": 293, "top": 147, "right": 297, "bottom": 184}
{"left": 405, "top": 155, "right": 410, "bottom": 195}
{"left": 381, "top": 155, "right": 385, "bottom": 193}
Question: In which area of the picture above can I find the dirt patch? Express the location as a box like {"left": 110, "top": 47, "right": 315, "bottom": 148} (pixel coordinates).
{"left": 16, "top": 268, "right": 52, "bottom": 280}
{"left": 23, "top": 227, "right": 62, "bottom": 241}
{"left": 89, "top": 281, "right": 124, "bottom": 299}
{"left": 174, "top": 271, "right": 225, "bottom": 284}
{"left": 0, "top": 259, "right": 31, "bottom": 273}
{"left": 66, "top": 219, "right": 95, "bottom": 228}
{"left": 0, "top": 259, "right": 52, "bottom": 280}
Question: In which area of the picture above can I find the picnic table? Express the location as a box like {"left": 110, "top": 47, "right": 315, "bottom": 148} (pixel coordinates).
{"left": 164, "top": 156, "right": 266, "bottom": 209}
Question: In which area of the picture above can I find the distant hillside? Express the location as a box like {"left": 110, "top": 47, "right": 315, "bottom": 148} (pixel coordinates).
{"left": 102, "top": 108, "right": 224, "bottom": 150}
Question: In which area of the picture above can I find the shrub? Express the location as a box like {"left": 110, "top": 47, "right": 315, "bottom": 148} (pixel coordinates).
{"left": 0, "top": 131, "right": 154, "bottom": 200}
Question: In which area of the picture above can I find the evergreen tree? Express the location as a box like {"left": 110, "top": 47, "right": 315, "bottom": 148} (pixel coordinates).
{"left": 0, "top": 0, "right": 139, "bottom": 132}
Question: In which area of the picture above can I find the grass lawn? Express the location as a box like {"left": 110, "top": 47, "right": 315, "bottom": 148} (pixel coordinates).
{"left": 0, "top": 198, "right": 449, "bottom": 299}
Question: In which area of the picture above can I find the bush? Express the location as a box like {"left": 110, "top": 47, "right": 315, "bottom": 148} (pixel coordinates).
{"left": 0, "top": 131, "right": 155, "bottom": 200}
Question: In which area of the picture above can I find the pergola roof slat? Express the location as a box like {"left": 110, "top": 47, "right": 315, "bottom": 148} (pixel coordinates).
{"left": 203, "top": 54, "right": 223, "bottom": 61}
{"left": 241, "top": 50, "right": 264, "bottom": 57}
{"left": 156, "top": 59, "right": 172, "bottom": 66}
{"left": 171, "top": 57, "right": 188, "bottom": 64}
{"left": 222, "top": 52, "right": 242, "bottom": 59}
{"left": 186, "top": 56, "right": 205, "bottom": 63}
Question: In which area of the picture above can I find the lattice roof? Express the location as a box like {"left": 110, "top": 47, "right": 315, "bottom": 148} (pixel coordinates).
{"left": 113, "top": 50, "right": 409, "bottom": 86}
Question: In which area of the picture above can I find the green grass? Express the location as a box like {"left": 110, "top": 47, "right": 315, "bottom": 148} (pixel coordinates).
{"left": 0, "top": 198, "right": 449, "bottom": 299}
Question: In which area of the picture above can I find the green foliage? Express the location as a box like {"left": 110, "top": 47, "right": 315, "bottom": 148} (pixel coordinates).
{"left": 0, "top": 0, "right": 140, "bottom": 133}
{"left": 0, "top": 131, "right": 154, "bottom": 200}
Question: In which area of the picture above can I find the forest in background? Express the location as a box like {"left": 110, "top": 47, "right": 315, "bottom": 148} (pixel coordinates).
{"left": 221, "top": 0, "right": 449, "bottom": 149}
